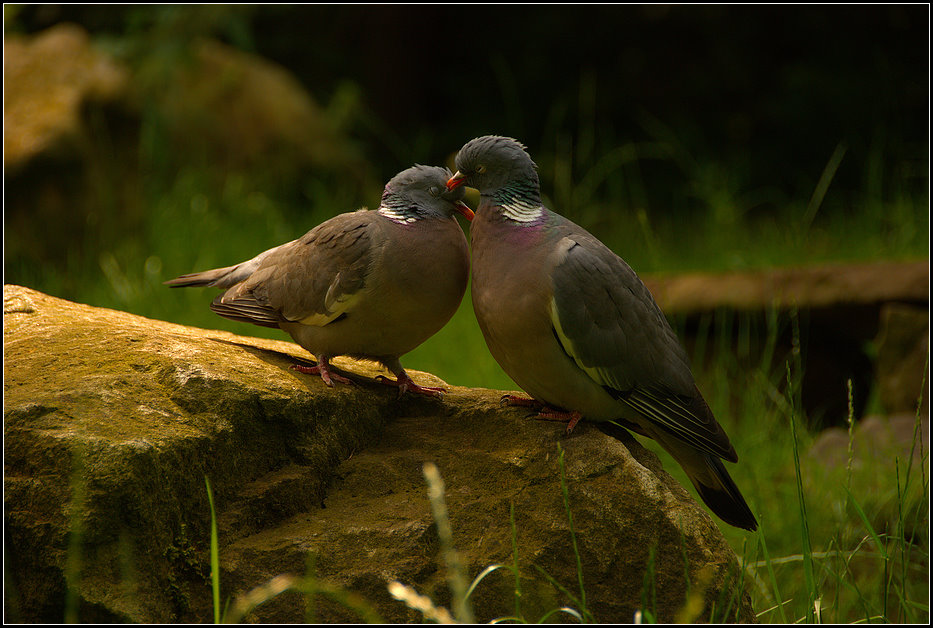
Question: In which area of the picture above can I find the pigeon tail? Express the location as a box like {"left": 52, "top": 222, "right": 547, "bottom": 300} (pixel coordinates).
{"left": 690, "top": 454, "right": 758, "bottom": 532}
{"left": 652, "top": 428, "right": 758, "bottom": 532}
{"left": 600, "top": 421, "right": 758, "bottom": 531}
{"left": 163, "top": 265, "right": 242, "bottom": 288}
{"left": 164, "top": 243, "right": 290, "bottom": 289}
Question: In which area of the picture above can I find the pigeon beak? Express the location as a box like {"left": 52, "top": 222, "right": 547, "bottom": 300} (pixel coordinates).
{"left": 446, "top": 171, "right": 467, "bottom": 192}
{"left": 453, "top": 200, "right": 475, "bottom": 222}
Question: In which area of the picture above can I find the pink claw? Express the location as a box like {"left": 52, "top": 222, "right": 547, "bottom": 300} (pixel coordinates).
{"left": 290, "top": 359, "right": 354, "bottom": 387}
{"left": 376, "top": 374, "right": 447, "bottom": 398}
{"left": 500, "top": 395, "right": 583, "bottom": 432}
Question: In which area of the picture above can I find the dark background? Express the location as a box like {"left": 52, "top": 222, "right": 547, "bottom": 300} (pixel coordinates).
{"left": 10, "top": 4, "right": 928, "bottom": 214}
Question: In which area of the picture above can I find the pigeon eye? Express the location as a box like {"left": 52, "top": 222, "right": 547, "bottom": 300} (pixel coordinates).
{"left": 476, "top": 164, "right": 487, "bottom": 174}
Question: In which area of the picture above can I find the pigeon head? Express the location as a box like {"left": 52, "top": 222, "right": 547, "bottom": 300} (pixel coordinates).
{"left": 446, "top": 136, "right": 540, "bottom": 201}
{"left": 382, "top": 165, "right": 474, "bottom": 222}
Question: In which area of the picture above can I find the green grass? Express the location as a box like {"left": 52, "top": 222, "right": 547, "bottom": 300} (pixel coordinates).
{"left": 204, "top": 477, "right": 222, "bottom": 624}
{"left": 665, "top": 320, "right": 929, "bottom": 624}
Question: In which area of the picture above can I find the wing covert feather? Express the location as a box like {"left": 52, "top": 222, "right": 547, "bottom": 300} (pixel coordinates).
{"left": 548, "top": 234, "right": 735, "bottom": 460}
{"left": 214, "top": 212, "right": 378, "bottom": 327}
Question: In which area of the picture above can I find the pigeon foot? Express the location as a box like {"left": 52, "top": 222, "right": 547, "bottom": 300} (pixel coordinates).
{"left": 291, "top": 357, "right": 354, "bottom": 387}
{"left": 376, "top": 374, "right": 446, "bottom": 398}
{"left": 500, "top": 395, "right": 583, "bottom": 431}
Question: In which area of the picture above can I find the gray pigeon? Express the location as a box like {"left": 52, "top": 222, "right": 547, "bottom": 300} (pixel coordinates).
{"left": 447, "top": 136, "right": 757, "bottom": 531}
{"left": 166, "top": 165, "right": 474, "bottom": 397}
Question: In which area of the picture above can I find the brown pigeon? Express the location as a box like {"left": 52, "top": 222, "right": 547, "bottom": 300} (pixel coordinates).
{"left": 167, "top": 165, "right": 474, "bottom": 397}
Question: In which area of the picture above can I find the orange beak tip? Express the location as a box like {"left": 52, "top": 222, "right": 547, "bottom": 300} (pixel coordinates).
{"left": 445, "top": 172, "right": 467, "bottom": 192}
{"left": 455, "top": 201, "right": 475, "bottom": 221}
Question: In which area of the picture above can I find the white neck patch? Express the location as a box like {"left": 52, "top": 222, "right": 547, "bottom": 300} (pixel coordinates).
{"left": 377, "top": 204, "right": 418, "bottom": 224}
{"left": 501, "top": 196, "right": 543, "bottom": 223}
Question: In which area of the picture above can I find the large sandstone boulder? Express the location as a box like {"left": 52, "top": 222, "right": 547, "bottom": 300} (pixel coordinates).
{"left": 4, "top": 285, "right": 755, "bottom": 623}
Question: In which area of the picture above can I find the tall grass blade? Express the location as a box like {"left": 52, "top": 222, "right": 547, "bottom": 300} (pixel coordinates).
{"left": 896, "top": 366, "right": 930, "bottom": 622}
{"left": 464, "top": 564, "right": 511, "bottom": 603}
{"left": 820, "top": 539, "right": 873, "bottom": 623}
{"left": 227, "top": 572, "right": 385, "bottom": 624}
{"left": 531, "top": 564, "right": 587, "bottom": 621}
{"left": 802, "top": 142, "right": 848, "bottom": 231}
{"left": 678, "top": 523, "right": 691, "bottom": 602}
{"left": 843, "top": 486, "right": 891, "bottom": 620}
{"left": 713, "top": 541, "right": 749, "bottom": 623}
{"left": 423, "top": 462, "right": 475, "bottom": 624}
{"left": 756, "top": 516, "right": 788, "bottom": 621}
{"left": 640, "top": 545, "right": 658, "bottom": 621}
{"left": 845, "top": 379, "right": 855, "bottom": 494}
{"left": 204, "top": 476, "right": 221, "bottom": 624}
{"left": 842, "top": 488, "right": 889, "bottom": 562}
{"left": 387, "top": 581, "right": 455, "bottom": 624}
{"left": 787, "top": 362, "right": 818, "bottom": 622}
{"left": 299, "top": 577, "right": 384, "bottom": 623}
{"left": 304, "top": 552, "right": 317, "bottom": 624}
{"left": 537, "top": 606, "right": 585, "bottom": 623}
{"left": 557, "top": 444, "right": 593, "bottom": 622}
{"left": 894, "top": 459, "right": 909, "bottom": 622}
{"left": 900, "top": 359, "right": 929, "bottom": 549}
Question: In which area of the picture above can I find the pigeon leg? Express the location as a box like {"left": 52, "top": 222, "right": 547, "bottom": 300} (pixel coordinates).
{"left": 500, "top": 395, "right": 583, "bottom": 432}
{"left": 291, "top": 356, "right": 354, "bottom": 387}
{"left": 377, "top": 360, "right": 447, "bottom": 398}
{"left": 499, "top": 393, "right": 541, "bottom": 408}
{"left": 537, "top": 408, "right": 584, "bottom": 433}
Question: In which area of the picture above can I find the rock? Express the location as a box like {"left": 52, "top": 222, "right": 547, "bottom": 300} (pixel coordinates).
{"left": 643, "top": 260, "right": 929, "bottom": 428}
{"left": 3, "top": 23, "right": 373, "bottom": 184}
{"left": 808, "top": 414, "right": 929, "bottom": 471}
{"left": 3, "top": 22, "right": 129, "bottom": 172}
{"left": 3, "top": 285, "right": 754, "bottom": 623}
{"left": 643, "top": 260, "right": 929, "bottom": 313}
{"left": 154, "top": 38, "right": 375, "bottom": 187}
{"left": 875, "top": 303, "right": 929, "bottom": 417}
{"left": 806, "top": 413, "right": 929, "bottom": 542}
{"left": 4, "top": 23, "right": 137, "bottom": 279}
{"left": 3, "top": 25, "right": 378, "bottom": 295}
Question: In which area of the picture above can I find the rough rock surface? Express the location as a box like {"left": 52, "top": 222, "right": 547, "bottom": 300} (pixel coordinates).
{"left": 4, "top": 285, "right": 755, "bottom": 623}
{"left": 806, "top": 411, "right": 929, "bottom": 544}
